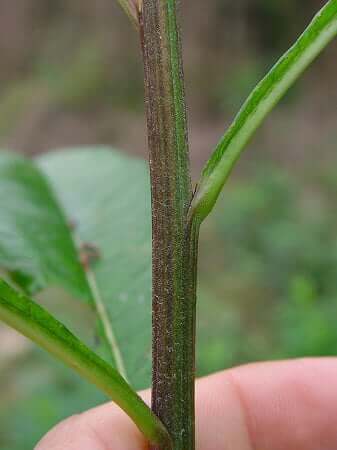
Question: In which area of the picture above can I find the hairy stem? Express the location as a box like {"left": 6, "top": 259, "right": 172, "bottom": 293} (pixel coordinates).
{"left": 140, "top": 0, "right": 197, "bottom": 448}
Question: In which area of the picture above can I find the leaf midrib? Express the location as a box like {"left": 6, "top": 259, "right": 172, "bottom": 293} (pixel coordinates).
{"left": 71, "top": 231, "right": 128, "bottom": 381}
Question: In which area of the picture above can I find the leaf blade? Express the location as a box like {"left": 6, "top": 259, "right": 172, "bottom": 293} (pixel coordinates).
{"left": 0, "top": 151, "right": 90, "bottom": 299}
{"left": 38, "top": 148, "right": 152, "bottom": 388}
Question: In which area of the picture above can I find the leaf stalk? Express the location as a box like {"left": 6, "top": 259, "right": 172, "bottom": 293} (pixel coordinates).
{"left": 0, "top": 279, "right": 171, "bottom": 449}
{"left": 191, "top": 0, "right": 337, "bottom": 223}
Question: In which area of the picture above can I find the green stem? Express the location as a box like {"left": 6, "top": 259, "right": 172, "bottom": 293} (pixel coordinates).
{"left": 0, "top": 279, "right": 172, "bottom": 449}
{"left": 191, "top": 0, "right": 337, "bottom": 223}
{"left": 140, "top": 0, "right": 196, "bottom": 448}
{"left": 116, "top": 0, "right": 141, "bottom": 28}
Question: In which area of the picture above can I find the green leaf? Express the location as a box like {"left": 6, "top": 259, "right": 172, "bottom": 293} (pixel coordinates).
{"left": 191, "top": 0, "right": 337, "bottom": 223}
{"left": 0, "top": 152, "right": 90, "bottom": 299}
{"left": 38, "top": 148, "right": 152, "bottom": 389}
{"left": 0, "top": 279, "right": 171, "bottom": 449}
{"left": 0, "top": 148, "right": 152, "bottom": 389}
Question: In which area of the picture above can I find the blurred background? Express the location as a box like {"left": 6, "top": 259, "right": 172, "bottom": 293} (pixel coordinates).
{"left": 0, "top": 0, "right": 337, "bottom": 448}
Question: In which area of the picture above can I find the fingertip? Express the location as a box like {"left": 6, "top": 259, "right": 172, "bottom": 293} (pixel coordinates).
{"left": 232, "top": 358, "right": 337, "bottom": 450}
{"left": 34, "top": 414, "right": 98, "bottom": 450}
{"left": 35, "top": 402, "right": 147, "bottom": 450}
{"left": 36, "top": 358, "right": 337, "bottom": 450}
{"left": 196, "top": 358, "right": 337, "bottom": 450}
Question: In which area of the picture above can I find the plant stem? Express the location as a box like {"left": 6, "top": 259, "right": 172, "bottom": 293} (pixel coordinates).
{"left": 140, "top": 0, "right": 197, "bottom": 448}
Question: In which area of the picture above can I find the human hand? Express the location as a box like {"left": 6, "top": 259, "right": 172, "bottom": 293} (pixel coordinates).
{"left": 36, "top": 358, "right": 337, "bottom": 450}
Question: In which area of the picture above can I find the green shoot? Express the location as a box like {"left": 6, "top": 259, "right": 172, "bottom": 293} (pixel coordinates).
{"left": 191, "top": 0, "right": 337, "bottom": 223}
{"left": 116, "top": 0, "right": 140, "bottom": 28}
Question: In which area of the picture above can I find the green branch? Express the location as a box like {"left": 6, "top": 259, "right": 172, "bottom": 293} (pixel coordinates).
{"left": 0, "top": 279, "right": 172, "bottom": 450}
{"left": 116, "top": 0, "right": 140, "bottom": 28}
{"left": 191, "top": 0, "right": 337, "bottom": 223}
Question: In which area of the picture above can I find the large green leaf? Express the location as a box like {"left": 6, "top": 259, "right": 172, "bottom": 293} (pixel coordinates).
{"left": 38, "top": 148, "right": 152, "bottom": 388}
{"left": 0, "top": 148, "right": 152, "bottom": 389}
